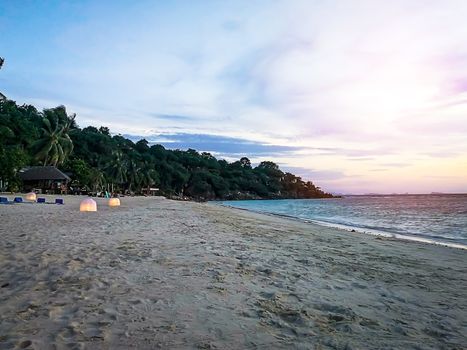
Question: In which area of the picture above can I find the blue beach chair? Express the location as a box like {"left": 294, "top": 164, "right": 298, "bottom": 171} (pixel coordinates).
{"left": 0, "top": 197, "right": 9, "bottom": 204}
{"left": 55, "top": 198, "right": 64, "bottom": 205}
{"left": 37, "top": 198, "right": 46, "bottom": 203}
{"left": 14, "top": 197, "right": 23, "bottom": 203}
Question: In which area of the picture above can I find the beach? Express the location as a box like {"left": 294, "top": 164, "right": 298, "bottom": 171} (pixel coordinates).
{"left": 0, "top": 196, "right": 466, "bottom": 349}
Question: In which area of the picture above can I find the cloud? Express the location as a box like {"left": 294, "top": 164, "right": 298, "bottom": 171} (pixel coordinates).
{"left": 346, "top": 157, "right": 376, "bottom": 162}
{"left": 281, "top": 166, "right": 350, "bottom": 181}
{"left": 1, "top": 0, "right": 467, "bottom": 193}
{"left": 148, "top": 113, "right": 197, "bottom": 122}
{"left": 123, "top": 133, "right": 304, "bottom": 158}
{"left": 379, "top": 162, "right": 411, "bottom": 167}
{"left": 369, "top": 168, "right": 389, "bottom": 172}
{"left": 123, "top": 132, "right": 404, "bottom": 161}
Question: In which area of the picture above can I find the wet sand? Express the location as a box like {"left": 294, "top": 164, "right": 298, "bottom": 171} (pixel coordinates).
{"left": 0, "top": 195, "right": 466, "bottom": 349}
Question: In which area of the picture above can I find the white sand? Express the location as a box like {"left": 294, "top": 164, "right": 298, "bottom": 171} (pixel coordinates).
{"left": 0, "top": 195, "right": 466, "bottom": 349}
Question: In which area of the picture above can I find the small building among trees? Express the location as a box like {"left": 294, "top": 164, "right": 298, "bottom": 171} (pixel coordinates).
{"left": 18, "top": 166, "right": 71, "bottom": 194}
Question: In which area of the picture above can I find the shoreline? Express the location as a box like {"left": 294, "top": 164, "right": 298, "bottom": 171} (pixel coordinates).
{"left": 2, "top": 192, "right": 466, "bottom": 250}
{"left": 2, "top": 193, "right": 466, "bottom": 250}
{"left": 1, "top": 195, "right": 466, "bottom": 348}
{"left": 215, "top": 203, "right": 467, "bottom": 251}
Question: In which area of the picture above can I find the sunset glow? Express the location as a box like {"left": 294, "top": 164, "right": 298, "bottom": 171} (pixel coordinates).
{"left": 1, "top": 0, "right": 466, "bottom": 193}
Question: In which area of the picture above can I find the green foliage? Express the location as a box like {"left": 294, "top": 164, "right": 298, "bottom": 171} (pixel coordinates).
{"left": 63, "top": 158, "right": 92, "bottom": 187}
{"left": 0, "top": 145, "right": 28, "bottom": 191}
{"left": 32, "top": 108, "right": 75, "bottom": 166}
{"left": 0, "top": 98, "right": 334, "bottom": 200}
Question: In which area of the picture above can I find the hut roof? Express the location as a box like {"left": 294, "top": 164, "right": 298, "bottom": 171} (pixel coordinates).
{"left": 19, "top": 166, "right": 71, "bottom": 181}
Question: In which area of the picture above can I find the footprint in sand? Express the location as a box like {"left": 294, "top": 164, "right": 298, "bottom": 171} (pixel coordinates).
{"left": 17, "top": 340, "right": 32, "bottom": 348}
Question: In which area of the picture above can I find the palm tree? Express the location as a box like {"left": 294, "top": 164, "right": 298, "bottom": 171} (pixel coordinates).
{"left": 105, "top": 151, "right": 128, "bottom": 192}
{"left": 126, "top": 158, "right": 140, "bottom": 193}
{"left": 89, "top": 168, "right": 105, "bottom": 193}
{"left": 140, "top": 162, "right": 159, "bottom": 194}
{"left": 33, "top": 114, "right": 75, "bottom": 166}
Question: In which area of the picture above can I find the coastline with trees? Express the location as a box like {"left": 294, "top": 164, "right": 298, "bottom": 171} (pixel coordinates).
{"left": 0, "top": 99, "right": 334, "bottom": 200}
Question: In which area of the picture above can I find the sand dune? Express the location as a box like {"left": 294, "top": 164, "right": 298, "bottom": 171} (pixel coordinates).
{"left": 0, "top": 195, "right": 466, "bottom": 349}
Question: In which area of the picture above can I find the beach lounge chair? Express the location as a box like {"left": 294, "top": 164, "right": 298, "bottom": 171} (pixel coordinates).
{"left": 14, "top": 197, "right": 23, "bottom": 203}
{"left": 55, "top": 198, "right": 64, "bottom": 205}
{"left": 0, "top": 197, "right": 9, "bottom": 203}
{"left": 37, "top": 197, "right": 46, "bottom": 203}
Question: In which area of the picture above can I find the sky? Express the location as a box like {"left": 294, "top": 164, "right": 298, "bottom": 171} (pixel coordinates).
{"left": 1, "top": 0, "right": 466, "bottom": 194}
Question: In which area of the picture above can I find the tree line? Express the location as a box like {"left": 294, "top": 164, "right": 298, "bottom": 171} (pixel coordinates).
{"left": 0, "top": 99, "right": 334, "bottom": 200}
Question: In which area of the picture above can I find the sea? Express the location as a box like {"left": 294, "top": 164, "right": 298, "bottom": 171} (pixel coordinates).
{"left": 218, "top": 194, "right": 467, "bottom": 249}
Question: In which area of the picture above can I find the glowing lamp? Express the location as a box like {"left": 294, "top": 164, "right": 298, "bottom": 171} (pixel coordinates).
{"left": 108, "top": 198, "right": 120, "bottom": 207}
{"left": 26, "top": 192, "right": 37, "bottom": 201}
{"left": 80, "top": 198, "right": 97, "bottom": 212}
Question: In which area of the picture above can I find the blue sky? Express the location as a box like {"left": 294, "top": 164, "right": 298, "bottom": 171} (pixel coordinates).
{"left": 1, "top": 0, "right": 467, "bottom": 193}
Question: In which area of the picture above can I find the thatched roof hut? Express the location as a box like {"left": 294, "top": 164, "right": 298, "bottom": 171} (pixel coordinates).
{"left": 19, "top": 166, "right": 71, "bottom": 193}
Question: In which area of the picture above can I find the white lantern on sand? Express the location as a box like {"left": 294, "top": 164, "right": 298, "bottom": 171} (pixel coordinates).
{"left": 80, "top": 198, "right": 97, "bottom": 212}
{"left": 108, "top": 198, "right": 120, "bottom": 207}
{"left": 25, "top": 192, "right": 37, "bottom": 201}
